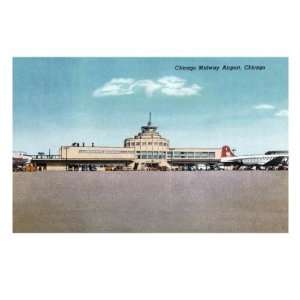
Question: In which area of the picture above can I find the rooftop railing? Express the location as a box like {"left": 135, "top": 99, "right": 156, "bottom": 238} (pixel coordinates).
{"left": 32, "top": 154, "right": 61, "bottom": 160}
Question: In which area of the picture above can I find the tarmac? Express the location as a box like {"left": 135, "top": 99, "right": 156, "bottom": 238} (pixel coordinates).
{"left": 13, "top": 171, "right": 288, "bottom": 233}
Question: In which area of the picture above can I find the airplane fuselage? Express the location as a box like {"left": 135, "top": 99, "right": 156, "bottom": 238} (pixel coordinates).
{"left": 221, "top": 153, "right": 288, "bottom": 166}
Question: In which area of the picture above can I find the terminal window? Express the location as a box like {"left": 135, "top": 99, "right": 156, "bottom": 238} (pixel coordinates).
{"left": 208, "top": 152, "right": 215, "bottom": 158}
{"left": 173, "top": 152, "right": 184, "bottom": 158}
{"left": 137, "top": 151, "right": 167, "bottom": 159}
{"left": 195, "top": 152, "right": 209, "bottom": 158}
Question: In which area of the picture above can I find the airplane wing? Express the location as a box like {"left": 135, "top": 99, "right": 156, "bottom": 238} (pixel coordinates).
{"left": 221, "top": 157, "right": 242, "bottom": 164}
{"left": 264, "top": 156, "right": 285, "bottom": 166}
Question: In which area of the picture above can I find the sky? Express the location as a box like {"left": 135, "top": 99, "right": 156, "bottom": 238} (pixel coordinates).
{"left": 13, "top": 57, "right": 288, "bottom": 155}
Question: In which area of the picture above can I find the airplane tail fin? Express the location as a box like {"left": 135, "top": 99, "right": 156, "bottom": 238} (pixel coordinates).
{"left": 221, "top": 145, "right": 235, "bottom": 158}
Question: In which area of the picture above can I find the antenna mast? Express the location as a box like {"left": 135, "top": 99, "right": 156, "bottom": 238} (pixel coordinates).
{"left": 148, "top": 112, "right": 152, "bottom": 126}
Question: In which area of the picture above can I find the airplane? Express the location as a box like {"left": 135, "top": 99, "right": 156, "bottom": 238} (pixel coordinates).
{"left": 13, "top": 151, "right": 32, "bottom": 171}
{"left": 220, "top": 145, "right": 288, "bottom": 170}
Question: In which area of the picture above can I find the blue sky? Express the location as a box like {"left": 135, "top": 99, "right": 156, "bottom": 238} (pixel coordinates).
{"left": 13, "top": 57, "right": 288, "bottom": 154}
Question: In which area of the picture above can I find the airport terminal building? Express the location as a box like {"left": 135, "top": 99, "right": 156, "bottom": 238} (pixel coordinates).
{"left": 32, "top": 114, "right": 223, "bottom": 171}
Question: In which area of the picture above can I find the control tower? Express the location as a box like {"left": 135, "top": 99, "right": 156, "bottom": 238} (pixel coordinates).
{"left": 124, "top": 113, "right": 169, "bottom": 150}
{"left": 124, "top": 113, "right": 171, "bottom": 169}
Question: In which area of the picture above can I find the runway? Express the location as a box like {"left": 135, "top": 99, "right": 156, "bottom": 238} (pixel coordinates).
{"left": 13, "top": 171, "right": 288, "bottom": 233}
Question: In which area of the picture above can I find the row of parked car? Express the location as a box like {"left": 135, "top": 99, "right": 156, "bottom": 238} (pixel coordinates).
{"left": 176, "top": 164, "right": 288, "bottom": 171}
{"left": 67, "top": 164, "right": 98, "bottom": 171}
{"left": 66, "top": 163, "right": 288, "bottom": 172}
{"left": 67, "top": 164, "right": 133, "bottom": 171}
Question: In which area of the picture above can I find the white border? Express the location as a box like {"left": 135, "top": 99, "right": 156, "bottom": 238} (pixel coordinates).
{"left": 1, "top": 1, "right": 299, "bottom": 300}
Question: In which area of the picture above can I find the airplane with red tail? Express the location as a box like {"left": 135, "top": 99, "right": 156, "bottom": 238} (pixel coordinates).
{"left": 220, "top": 145, "right": 288, "bottom": 169}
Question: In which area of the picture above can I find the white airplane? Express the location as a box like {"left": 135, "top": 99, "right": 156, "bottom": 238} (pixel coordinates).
{"left": 13, "top": 151, "right": 32, "bottom": 170}
{"left": 220, "top": 145, "right": 288, "bottom": 169}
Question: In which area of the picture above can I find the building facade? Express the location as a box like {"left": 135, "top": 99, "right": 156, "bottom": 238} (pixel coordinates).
{"left": 32, "top": 114, "right": 223, "bottom": 171}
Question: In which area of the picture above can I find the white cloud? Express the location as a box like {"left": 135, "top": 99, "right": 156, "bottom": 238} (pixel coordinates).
{"left": 275, "top": 109, "right": 288, "bottom": 117}
{"left": 93, "top": 78, "right": 135, "bottom": 97}
{"left": 158, "top": 76, "right": 201, "bottom": 96}
{"left": 253, "top": 104, "right": 275, "bottom": 110}
{"left": 131, "top": 80, "right": 161, "bottom": 96}
{"left": 93, "top": 76, "right": 202, "bottom": 97}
